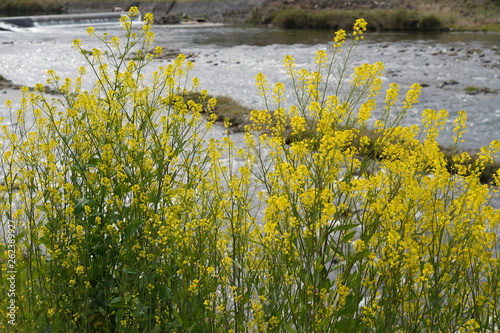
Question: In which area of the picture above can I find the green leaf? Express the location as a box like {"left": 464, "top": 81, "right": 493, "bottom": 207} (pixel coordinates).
{"left": 14, "top": 231, "right": 25, "bottom": 242}
{"left": 341, "top": 230, "right": 357, "bottom": 243}
{"left": 108, "top": 296, "right": 123, "bottom": 306}
{"left": 39, "top": 235, "right": 51, "bottom": 246}
{"left": 122, "top": 267, "right": 138, "bottom": 275}
{"left": 134, "top": 301, "right": 149, "bottom": 317}
{"left": 98, "top": 307, "right": 106, "bottom": 316}
{"left": 86, "top": 157, "right": 100, "bottom": 168}
{"left": 337, "top": 293, "right": 356, "bottom": 317}
{"left": 283, "top": 322, "right": 297, "bottom": 333}
{"left": 115, "top": 309, "right": 124, "bottom": 323}
{"left": 74, "top": 197, "right": 93, "bottom": 215}
{"left": 114, "top": 182, "right": 128, "bottom": 198}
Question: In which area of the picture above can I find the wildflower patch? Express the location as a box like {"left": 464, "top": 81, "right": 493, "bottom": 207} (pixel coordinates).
{"left": 0, "top": 8, "right": 499, "bottom": 332}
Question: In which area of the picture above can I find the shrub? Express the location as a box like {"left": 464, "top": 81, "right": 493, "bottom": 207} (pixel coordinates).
{"left": 418, "top": 14, "right": 444, "bottom": 30}
{"left": 1, "top": 9, "right": 499, "bottom": 332}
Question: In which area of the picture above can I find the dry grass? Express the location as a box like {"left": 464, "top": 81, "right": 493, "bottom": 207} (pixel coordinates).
{"left": 413, "top": 0, "right": 500, "bottom": 30}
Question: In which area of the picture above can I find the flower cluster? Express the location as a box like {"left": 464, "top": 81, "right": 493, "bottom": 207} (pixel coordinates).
{"left": 0, "top": 12, "right": 499, "bottom": 332}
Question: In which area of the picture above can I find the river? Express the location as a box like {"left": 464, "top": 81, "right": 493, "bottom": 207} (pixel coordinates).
{"left": 0, "top": 22, "right": 499, "bottom": 150}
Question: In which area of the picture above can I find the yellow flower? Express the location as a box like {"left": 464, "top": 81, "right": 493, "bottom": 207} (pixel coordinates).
{"left": 143, "top": 12, "right": 154, "bottom": 24}
{"left": 352, "top": 239, "right": 366, "bottom": 252}
{"left": 128, "top": 6, "right": 140, "bottom": 17}
{"left": 403, "top": 83, "right": 422, "bottom": 109}
{"left": 188, "top": 279, "right": 200, "bottom": 294}
{"left": 75, "top": 225, "right": 84, "bottom": 236}
{"left": 452, "top": 110, "right": 468, "bottom": 144}
{"left": 255, "top": 73, "right": 269, "bottom": 98}
{"left": 358, "top": 99, "right": 375, "bottom": 125}
{"left": 463, "top": 318, "right": 480, "bottom": 332}
{"left": 110, "top": 36, "right": 120, "bottom": 49}
{"left": 314, "top": 49, "right": 328, "bottom": 67}
{"left": 272, "top": 82, "right": 286, "bottom": 106}
{"left": 353, "top": 18, "right": 368, "bottom": 40}
{"left": 333, "top": 29, "right": 346, "bottom": 47}
{"left": 290, "top": 114, "right": 306, "bottom": 135}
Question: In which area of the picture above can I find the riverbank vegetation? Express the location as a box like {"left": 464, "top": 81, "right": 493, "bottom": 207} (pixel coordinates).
{"left": 1, "top": 0, "right": 500, "bottom": 31}
{"left": 0, "top": 0, "right": 65, "bottom": 16}
{"left": 254, "top": 0, "right": 500, "bottom": 31}
{"left": 265, "top": 8, "right": 446, "bottom": 31}
{"left": 1, "top": 8, "right": 500, "bottom": 332}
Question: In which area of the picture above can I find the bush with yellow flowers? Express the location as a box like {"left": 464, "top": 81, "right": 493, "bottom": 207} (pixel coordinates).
{"left": 1, "top": 8, "right": 499, "bottom": 332}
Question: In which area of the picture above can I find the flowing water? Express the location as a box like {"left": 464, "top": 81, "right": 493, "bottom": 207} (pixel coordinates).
{"left": 0, "top": 23, "right": 499, "bottom": 149}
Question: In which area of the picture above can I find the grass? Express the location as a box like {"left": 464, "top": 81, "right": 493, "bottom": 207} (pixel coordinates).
{"left": 254, "top": 0, "right": 500, "bottom": 31}
{"left": 478, "top": 23, "right": 500, "bottom": 32}
{"left": 268, "top": 7, "right": 445, "bottom": 31}
{"left": 464, "top": 86, "right": 497, "bottom": 95}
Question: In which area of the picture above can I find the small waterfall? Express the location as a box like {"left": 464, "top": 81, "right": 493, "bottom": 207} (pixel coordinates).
{"left": 0, "top": 12, "right": 142, "bottom": 31}
{"left": 0, "top": 21, "right": 27, "bottom": 32}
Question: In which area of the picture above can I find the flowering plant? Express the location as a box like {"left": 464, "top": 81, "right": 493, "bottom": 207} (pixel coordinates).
{"left": 1, "top": 9, "right": 499, "bottom": 332}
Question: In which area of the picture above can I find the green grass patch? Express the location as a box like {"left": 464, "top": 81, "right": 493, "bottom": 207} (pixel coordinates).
{"left": 479, "top": 23, "right": 500, "bottom": 32}
{"left": 464, "top": 86, "right": 496, "bottom": 95}
{"left": 269, "top": 7, "right": 445, "bottom": 31}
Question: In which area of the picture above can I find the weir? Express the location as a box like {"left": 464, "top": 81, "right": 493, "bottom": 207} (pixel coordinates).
{"left": 0, "top": 12, "right": 141, "bottom": 31}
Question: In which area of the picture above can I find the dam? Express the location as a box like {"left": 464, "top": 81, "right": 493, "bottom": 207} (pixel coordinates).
{"left": 0, "top": 11, "right": 139, "bottom": 31}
